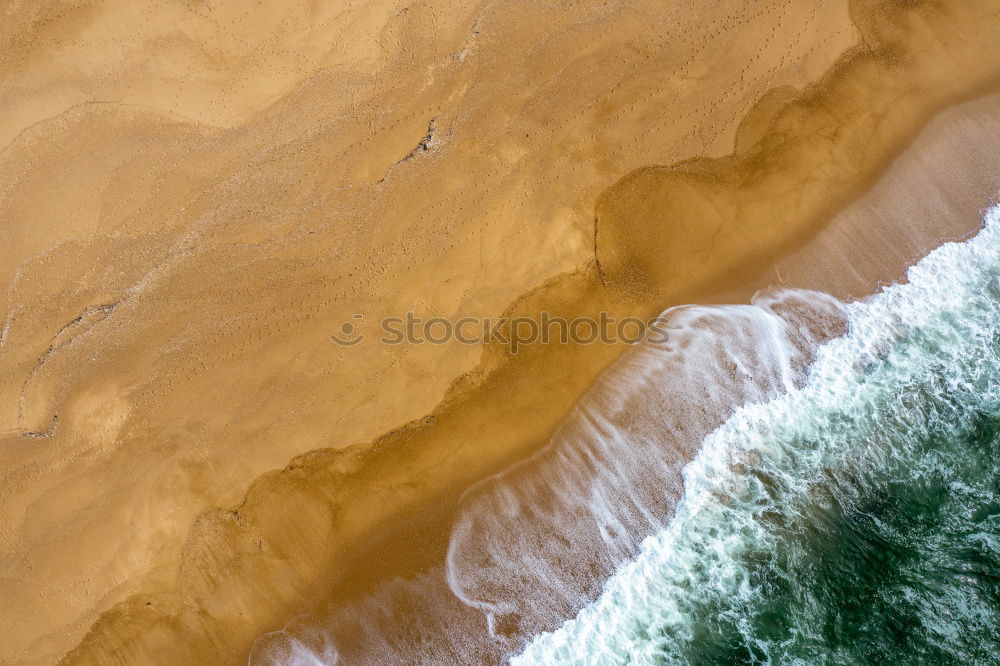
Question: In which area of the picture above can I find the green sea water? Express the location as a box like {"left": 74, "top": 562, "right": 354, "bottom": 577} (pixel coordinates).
{"left": 678, "top": 404, "right": 1000, "bottom": 665}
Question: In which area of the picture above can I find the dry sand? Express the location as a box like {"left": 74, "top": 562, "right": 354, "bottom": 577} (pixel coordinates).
{"left": 0, "top": 0, "right": 998, "bottom": 663}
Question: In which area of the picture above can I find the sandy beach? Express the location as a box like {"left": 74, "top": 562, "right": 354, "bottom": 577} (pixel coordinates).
{"left": 247, "top": 90, "right": 1000, "bottom": 665}
{"left": 2, "top": 0, "right": 999, "bottom": 663}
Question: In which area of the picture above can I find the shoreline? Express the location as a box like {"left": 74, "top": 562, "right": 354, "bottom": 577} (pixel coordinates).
{"left": 3, "top": 1, "right": 999, "bottom": 663}
{"left": 250, "top": 91, "right": 1000, "bottom": 664}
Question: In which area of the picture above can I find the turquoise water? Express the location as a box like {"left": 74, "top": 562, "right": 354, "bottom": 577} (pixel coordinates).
{"left": 516, "top": 205, "right": 1000, "bottom": 665}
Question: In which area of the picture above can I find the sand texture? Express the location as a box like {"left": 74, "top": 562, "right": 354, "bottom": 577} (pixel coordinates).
{"left": 1, "top": 0, "right": 998, "bottom": 663}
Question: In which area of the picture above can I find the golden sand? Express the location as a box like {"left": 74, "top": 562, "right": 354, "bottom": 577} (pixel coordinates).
{"left": 0, "top": 0, "right": 998, "bottom": 663}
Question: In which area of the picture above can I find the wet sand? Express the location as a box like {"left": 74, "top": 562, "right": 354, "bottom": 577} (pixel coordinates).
{"left": 771, "top": 92, "right": 1000, "bottom": 299}
{"left": 1, "top": 0, "right": 999, "bottom": 663}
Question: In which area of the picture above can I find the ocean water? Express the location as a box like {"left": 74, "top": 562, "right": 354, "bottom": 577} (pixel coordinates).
{"left": 515, "top": 204, "right": 1000, "bottom": 665}
{"left": 255, "top": 205, "right": 1000, "bottom": 665}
